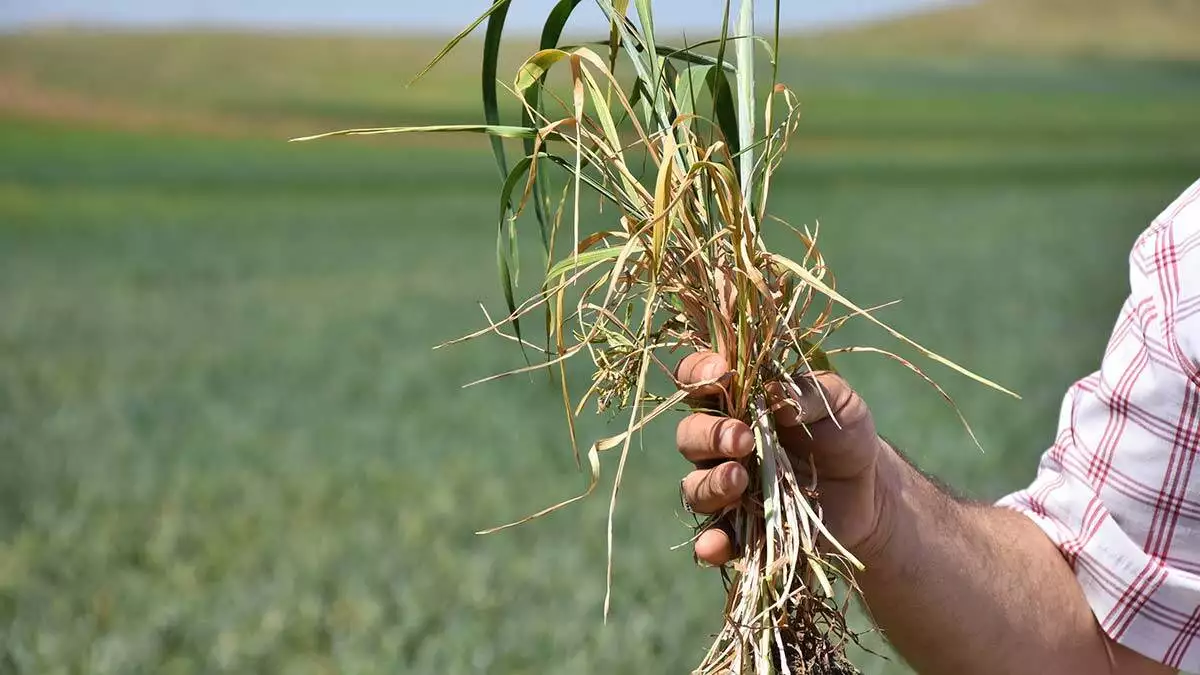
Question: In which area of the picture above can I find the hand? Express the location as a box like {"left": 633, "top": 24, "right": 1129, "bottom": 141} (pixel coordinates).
{"left": 674, "top": 350, "right": 896, "bottom": 566}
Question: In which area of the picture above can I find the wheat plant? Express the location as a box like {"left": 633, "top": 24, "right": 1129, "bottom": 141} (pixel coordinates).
{"left": 293, "top": 1, "right": 1015, "bottom": 672}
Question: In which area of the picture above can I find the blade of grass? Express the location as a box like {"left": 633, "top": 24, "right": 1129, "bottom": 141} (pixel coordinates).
{"left": 827, "top": 346, "right": 987, "bottom": 452}
{"left": 544, "top": 155, "right": 638, "bottom": 213}
{"left": 607, "top": 0, "right": 631, "bottom": 77}
{"left": 633, "top": 0, "right": 658, "bottom": 92}
{"left": 542, "top": 0, "right": 584, "bottom": 48}
{"left": 289, "top": 124, "right": 540, "bottom": 143}
{"left": 710, "top": 0, "right": 733, "bottom": 240}
{"left": 668, "top": 35, "right": 775, "bottom": 65}
{"left": 546, "top": 246, "right": 630, "bottom": 281}
{"left": 496, "top": 155, "right": 538, "bottom": 352}
{"left": 571, "top": 41, "right": 736, "bottom": 71}
{"left": 770, "top": 253, "right": 1020, "bottom": 398}
{"left": 410, "top": 0, "right": 511, "bottom": 85}
{"left": 734, "top": 0, "right": 756, "bottom": 201}
{"left": 528, "top": 1, "right": 584, "bottom": 355}
{"left": 594, "top": 0, "right": 668, "bottom": 132}
{"left": 483, "top": 0, "right": 513, "bottom": 178}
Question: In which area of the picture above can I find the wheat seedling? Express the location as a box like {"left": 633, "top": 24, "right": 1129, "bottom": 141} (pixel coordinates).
{"left": 293, "top": 1, "right": 1017, "bottom": 672}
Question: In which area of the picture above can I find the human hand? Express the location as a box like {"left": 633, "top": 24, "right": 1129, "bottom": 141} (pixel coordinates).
{"left": 674, "top": 350, "right": 897, "bottom": 566}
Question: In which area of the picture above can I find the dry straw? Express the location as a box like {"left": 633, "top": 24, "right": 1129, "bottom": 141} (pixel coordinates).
{"left": 294, "top": 1, "right": 1016, "bottom": 672}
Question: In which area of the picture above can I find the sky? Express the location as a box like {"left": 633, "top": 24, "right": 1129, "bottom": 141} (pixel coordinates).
{"left": 0, "top": 0, "right": 961, "bottom": 32}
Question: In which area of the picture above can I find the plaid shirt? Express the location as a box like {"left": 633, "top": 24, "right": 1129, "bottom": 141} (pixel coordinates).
{"left": 999, "top": 178, "right": 1200, "bottom": 671}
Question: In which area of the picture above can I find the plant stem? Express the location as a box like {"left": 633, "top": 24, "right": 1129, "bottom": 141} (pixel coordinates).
{"left": 753, "top": 394, "right": 779, "bottom": 674}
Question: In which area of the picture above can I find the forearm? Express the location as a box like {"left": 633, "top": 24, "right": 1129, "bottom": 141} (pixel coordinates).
{"left": 855, "top": 443, "right": 1164, "bottom": 675}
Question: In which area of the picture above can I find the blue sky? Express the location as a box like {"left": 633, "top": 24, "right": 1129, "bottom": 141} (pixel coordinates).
{"left": 0, "top": 0, "right": 959, "bottom": 32}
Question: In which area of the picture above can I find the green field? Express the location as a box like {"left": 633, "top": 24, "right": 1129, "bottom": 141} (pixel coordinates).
{"left": 2, "top": 20, "right": 1200, "bottom": 675}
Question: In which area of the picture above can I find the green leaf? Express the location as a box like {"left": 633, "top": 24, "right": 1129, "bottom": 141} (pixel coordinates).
{"left": 515, "top": 49, "right": 572, "bottom": 95}
{"left": 574, "top": 60, "right": 641, "bottom": 200}
{"left": 542, "top": 0, "right": 583, "bottom": 48}
{"left": 496, "top": 228, "right": 521, "bottom": 356}
{"left": 623, "top": 76, "right": 649, "bottom": 125}
{"left": 544, "top": 155, "right": 637, "bottom": 213}
{"left": 768, "top": 0, "right": 782, "bottom": 93}
{"left": 608, "top": 0, "right": 630, "bottom": 76}
{"left": 634, "top": 0, "right": 657, "bottom": 82}
{"left": 483, "top": 0, "right": 512, "bottom": 179}
{"left": 496, "top": 155, "right": 538, "bottom": 353}
{"left": 594, "top": 0, "right": 668, "bottom": 132}
{"left": 491, "top": 150, "right": 635, "bottom": 351}
{"left": 674, "top": 65, "right": 741, "bottom": 161}
{"left": 654, "top": 43, "right": 730, "bottom": 71}
{"left": 713, "top": 0, "right": 733, "bottom": 103}
{"left": 526, "top": 0, "right": 584, "bottom": 258}
{"left": 409, "top": 0, "right": 511, "bottom": 86}
{"left": 520, "top": 0, "right": 587, "bottom": 110}
{"left": 634, "top": 2, "right": 668, "bottom": 134}
{"left": 566, "top": 41, "right": 736, "bottom": 72}
{"left": 545, "top": 246, "right": 632, "bottom": 281}
{"left": 289, "top": 124, "right": 539, "bottom": 143}
{"left": 665, "top": 35, "right": 775, "bottom": 66}
{"left": 529, "top": 0, "right": 587, "bottom": 351}
{"left": 734, "top": 0, "right": 757, "bottom": 201}
{"left": 799, "top": 338, "right": 834, "bottom": 372}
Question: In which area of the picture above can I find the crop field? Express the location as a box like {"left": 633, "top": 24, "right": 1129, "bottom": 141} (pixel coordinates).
{"left": 2, "top": 19, "right": 1200, "bottom": 675}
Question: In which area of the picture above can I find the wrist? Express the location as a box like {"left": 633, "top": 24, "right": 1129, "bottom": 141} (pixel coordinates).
{"left": 851, "top": 437, "right": 910, "bottom": 573}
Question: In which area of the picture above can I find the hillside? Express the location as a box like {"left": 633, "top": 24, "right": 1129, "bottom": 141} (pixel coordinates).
{"left": 1, "top": 0, "right": 1198, "bottom": 137}
{"left": 809, "top": 0, "right": 1200, "bottom": 60}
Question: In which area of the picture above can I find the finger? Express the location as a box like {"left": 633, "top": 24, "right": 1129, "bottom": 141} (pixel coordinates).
{"left": 681, "top": 462, "right": 748, "bottom": 514}
{"left": 673, "top": 351, "right": 729, "bottom": 397}
{"left": 695, "top": 527, "right": 734, "bottom": 566}
{"left": 676, "top": 413, "right": 754, "bottom": 463}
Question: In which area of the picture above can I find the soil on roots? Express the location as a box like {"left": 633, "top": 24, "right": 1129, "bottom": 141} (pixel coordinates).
{"left": 777, "top": 598, "right": 861, "bottom": 675}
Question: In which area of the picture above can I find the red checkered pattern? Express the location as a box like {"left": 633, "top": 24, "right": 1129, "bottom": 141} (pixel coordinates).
{"left": 998, "top": 178, "right": 1200, "bottom": 671}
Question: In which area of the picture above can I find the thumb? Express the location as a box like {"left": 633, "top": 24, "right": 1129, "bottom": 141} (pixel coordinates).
{"left": 770, "top": 371, "right": 880, "bottom": 480}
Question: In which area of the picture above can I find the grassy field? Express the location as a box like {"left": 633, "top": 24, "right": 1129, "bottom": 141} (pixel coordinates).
{"left": 2, "top": 15, "right": 1200, "bottom": 675}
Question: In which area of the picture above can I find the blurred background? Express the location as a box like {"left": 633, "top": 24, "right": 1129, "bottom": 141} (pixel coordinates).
{"left": 1, "top": 1, "right": 1198, "bottom": 673}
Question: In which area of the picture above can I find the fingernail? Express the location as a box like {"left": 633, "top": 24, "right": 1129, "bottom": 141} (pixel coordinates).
{"left": 719, "top": 423, "right": 753, "bottom": 457}
{"left": 723, "top": 464, "right": 747, "bottom": 493}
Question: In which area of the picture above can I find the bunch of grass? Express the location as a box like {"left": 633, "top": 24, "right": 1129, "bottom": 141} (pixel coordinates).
{"left": 294, "top": 1, "right": 1014, "bottom": 672}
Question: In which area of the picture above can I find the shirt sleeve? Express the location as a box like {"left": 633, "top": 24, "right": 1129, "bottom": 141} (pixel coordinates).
{"left": 997, "top": 178, "right": 1200, "bottom": 671}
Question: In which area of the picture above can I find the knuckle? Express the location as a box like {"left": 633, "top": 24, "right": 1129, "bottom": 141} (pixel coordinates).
{"left": 827, "top": 382, "right": 867, "bottom": 425}
{"left": 716, "top": 464, "right": 744, "bottom": 497}
{"left": 684, "top": 472, "right": 709, "bottom": 504}
{"left": 698, "top": 471, "right": 729, "bottom": 507}
{"left": 830, "top": 379, "right": 857, "bottom": 411}
{"left": 800, "top": 372, "right": 858, "bottom": 419}
{"left": 719, "top": 471, "right": 737, "bottom": 495}
{"left": 722, "top": 421, "right": 753, "bottom": 457}
{"left": 712, "top": 418, "right": 735, "bottom": 454}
